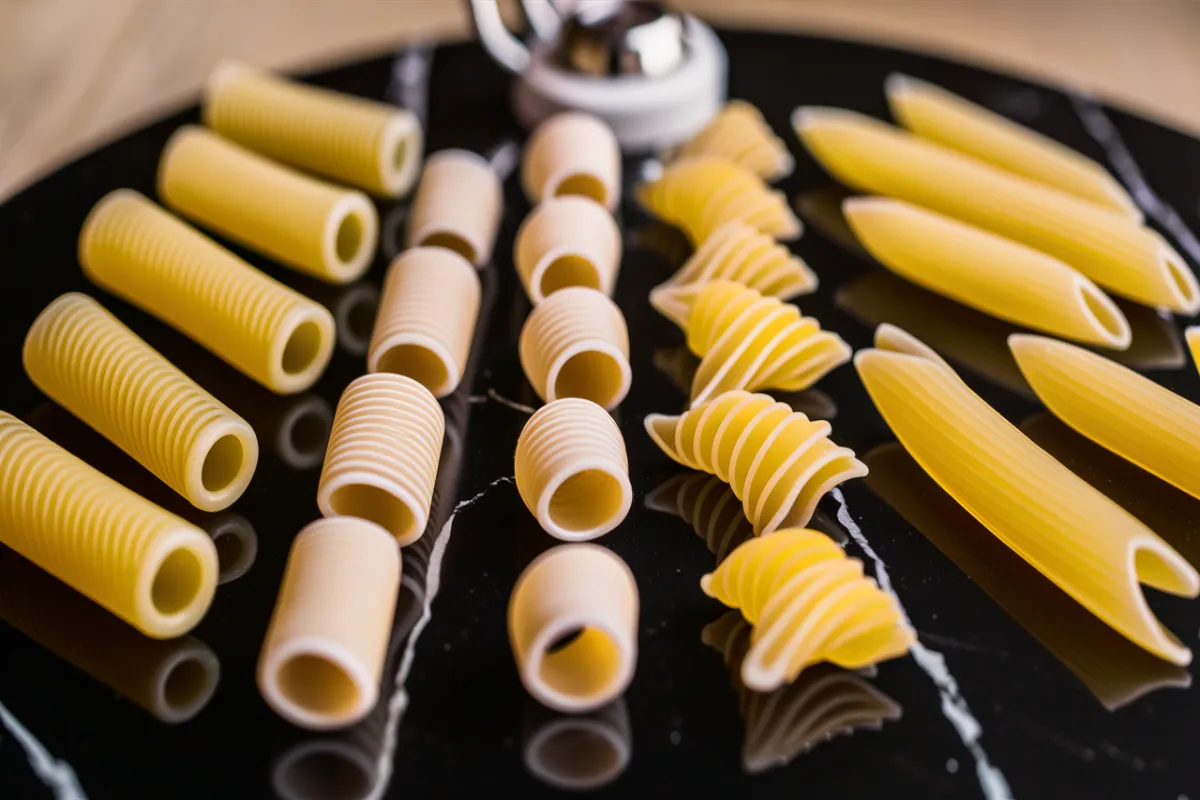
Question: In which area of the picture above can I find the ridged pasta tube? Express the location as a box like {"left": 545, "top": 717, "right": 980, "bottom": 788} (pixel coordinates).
{"left": 79, "top": 190, "right": 336, "bottom": 394}
{"left": 158, "top": 126, "right": 378, "bottom": 284}
{"left": 258, "top": 517, "right": 400, "bottom": 730}
{"left": 673, "top": 100, "right": 795, "bottom": 182}
{"left": 793, "top": 107, "right": 1199, "bottom": 313}
{"left": 701, "top": 529, "right": 914, "bottom": 691}
{"left": 843, "top": 197, "right": 1131, "bottom": 349}
{"left": 367, "top": 247, "right": 481, "bottom": 398}
{"left": 508, "top": 544, "right": 638, "bottom": 713}
{"left": 645, "top": 391, "right": 867, "bottom": 535}
{"left": 317, "top": 374, "right": 444, "bottom": 546}
{"left": 522, "top": 112, "right": 621, "bottom": 210}
{"left": 644, "top": 473, "right": 754, "bottom": 563}
{"left": 518, "top": 287, "right": 631, "bottom": 410}
{"left": 0, "top": 413, "right": 219, "bottom": 638}
{"left": 637, "top": 157, "right": 802, "bottom": 244}
{"left": 515, "top": 399, "right": 631, "bottom": 541}
{"left": 23, "top": 293, "right": 259, "bottom": 512}
{"left": 854, "top": 326, "right": 1200, "bottom": 664}
{"left": 514, "top": 195, "right": 621, "bottom": 304}
{"left": 650, "top": 221, "right": 817, "bottom": 329}
{"left": 406, "top": 149, "right": 502, "bottom": 266}
{"left": 203, "top": 60, "right": 423, "bottom": 197}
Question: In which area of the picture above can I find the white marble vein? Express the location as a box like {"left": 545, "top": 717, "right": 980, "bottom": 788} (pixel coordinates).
{"left": 0, "top": 700, "right": 87, "bottom": 800}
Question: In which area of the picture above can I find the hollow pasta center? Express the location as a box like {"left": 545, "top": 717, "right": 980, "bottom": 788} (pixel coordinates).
{"left": 276, "top": 654, "right": 361, "bottom": 716}
{"left": 555, "top": 173, "right": 607, "bottom": 206}
{"left": 283, "top": 321, "right": 325, "bottom": 375}
{"left": 288, "top": 409, "right": 330, "bottom": 458}
{"left": 375, "top": 343, "right": 449, "bottom": 394}
{"left": 1079, "top": 284, "right": 1125, "bottom": 341}
{"left": 202, "top": 434, "right": 245, "bottom": 493}
{"left": 540, "top": 255, "right": 600, "bottom": 298}
{"left": 549, "top": 469, "right": 624, "bottom": 532}
{"left": 151, "top": 547, "right": 205, "bottom": 616}
{"left": 539, "top": 626, "right": 622, "bottom": 699}
{"left": 420, "top": 231, "right": 476, "bottom": 264}
{"left": 328, "top": 483, "right": 414, "bottom": 541}
{"left": 335, "top": 212, "right": 365, "bottom": 264}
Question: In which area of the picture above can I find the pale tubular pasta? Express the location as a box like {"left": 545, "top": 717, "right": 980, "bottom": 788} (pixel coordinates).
{"left": 636, "top": 157, "right": 802, "bottom": 245}
{"left": 258, "top": 517, "right": 400, "bottom": 730}
{"left": 317, "top": 374, "right": 444, "bottom": 546}
{"left": 522, "top": 698, "right": 631, "bottom": 791}
{"left": 521, "top": 111, "right": 621, "bottom": 210}
{"left": 649, "top": 220, "right": 817, "bottom": 329}
{"left": 406, "top": 149, "right": 502, "bottom": 266}
{"left": 1011, "top": 334, "right": 1200, "bottom": 501}
{"left": 508, "top": 544, "right": 638, "bottom": 713}
{"left": 793, "top": 107, "right": 1199, "bottom": 313}
{"left": 854, "top": 326, "right": 1200, "bottom": 664}
{"left": 886, "top": 74, "right": 1141, "bottom": 220}
{"left": 203, "top": 60, "right": 423, "bottom": 197}
{"left": 644, "top": 390, "right": 867, "bottom": 535}
{"left": 644, "top": 473, "right": 754, "bottom": 563}
{"left": 843, "top": 197, "right": 1131, "bottom": 349}
{"left": 515, "top": 399, "right": 631, "bottom": 541}
{"left": 514, "top": 195, "right": 621, "bottom": 304}
{"left": 367, "top": 247, "right": 481, "bottom": 398}
{"left": 683, "top": 280, "right": 851, "bottom": 406}
{"left": 673, "top": 100, "right": 795, "bottom": 182}
{"left": 700, "top": 529, "right": 914, "bottom": 691}
{"left": 518, "top": 287, "right": 631, "bottom": 410}
{"left": 158, "top": 126, "right": 378, "bottom": 284}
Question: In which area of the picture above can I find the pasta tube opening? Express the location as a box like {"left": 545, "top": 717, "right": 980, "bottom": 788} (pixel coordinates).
{"left": 418, "top": 232, "right": 476, "bottom": 264}
{"left": 374, "top": 343, "right": 451, "bottom": 396}
{"left": 541, "top": 254, "right": 602, "bottom": 297}
{"left": 276, "top": 652, "right": 364, "bottom": 718}
{"left": 327, "top": 483, "right": 417, "bottom": 546}
{"left": 1163, "top": 247, "right": 1200, "bottom": 313}
{"left": 200, "top": 433, "right": 249, "bottom": 494}
{"left": 150, "top": 544, "right": 210, "bottom": 618}
{"left": 554, "top": 174, "right": 609, "bottom": 206}
{"left": 552, "top": 349, "right": 628, "bottom": 410}
{"left": 547, "top": 469, "right": 628, "bottom": 537}
{"left": 1077, "top": 281, "right": 1132, "bottom": 347}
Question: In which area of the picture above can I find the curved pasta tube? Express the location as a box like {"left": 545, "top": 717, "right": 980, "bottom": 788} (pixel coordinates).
{"left": 514, "top": 195, "right": 621, "bottom": 304}
{"left": 673, "top": 101, "right": 795, "bottom": 182}
{"left": 522, "top": 112, "right": 621, "bottom": 210}
{"left": 407, "top": 149, "right": 502, "bottom": 266}
{"left": 855, "top": 327, "right": 1200, "bottom": 664}
{"left": 636, "top": 157, "right": 801, "bottom": 244}
{"left": 843, "top": 197, "right": 1131, "bottom": 349}
{"left": 644, "top": 391, "right": 867, "bottom": 534}
{"left": 886, "top": 74, "right": 1140, "bottom": 220}
{"left": 793, "top": 107, "right": 1198, "bottom": 313}
{"left": 644, "top": 473, "right": 754, "bottom": 563}
{"left": 650, "top": 221, "right": 817, "bottom": 329}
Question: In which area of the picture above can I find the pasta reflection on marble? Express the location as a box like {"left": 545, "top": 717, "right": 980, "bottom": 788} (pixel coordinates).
{"left": 206, "top": 512, "right": 258, "bottom": 585}
{"left": 300, "top": 280, "right": 382, "bottom": 359}
{"left": 242, "top": 393, "right": 333, "bottom": 471}
{"left": 522, "top": 697, "right": 631, "bottom": 792}
{"left": 630, "top": 220, "right": 694, "bottom": 272}
{"left": 792, "top": 186, "right": 872, "bottom": 263}
{"left": 1110, "top": 299, "right": 1184, "bottom": 370}
{"left": 645, "top": 473, "right": 754, "bottom": 564}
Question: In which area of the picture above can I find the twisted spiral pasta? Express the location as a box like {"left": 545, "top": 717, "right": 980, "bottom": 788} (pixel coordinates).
{"left": 673, "top": 101, "right": 795, "bottom": 182}
{"left": 645, "top": 391, "right": 867, "bottom": 534}
{"left": 644, "top": 473, "right": 753, "bottom": 564}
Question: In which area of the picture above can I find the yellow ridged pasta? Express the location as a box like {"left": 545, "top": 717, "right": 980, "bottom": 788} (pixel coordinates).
{"left": 793, "top": 107, "right": 1198, "bottom": 313}
{"left": 644, "top": 390, "right": 867, "bottom": 535}
{"left": 203, "top": 60, "right": 423, "bottom": 197}
{"left": 682, "top": 281, "right": 851, "bottom": 406}
{"left": 23, "top": 293, "right": 259, "bottom": 512}
{"left": 673, "top": 100, "right": 795, "bottom": 182}
{"left": 518, "top": 287, "right": 631, "bottom": 410}
{"left": 843, "top": 197, "right": 1131, "bottom": 349}
{"left": 644, "top": 473, "right": 754, "bottom": 563}
{"left": 515, "top": 399, "right": 631, "bottom": 541}
{"left": 79, "top": 190, "right": 336, "bottom": 394}
{"left": 317, "top": 374, "right": 444, "bottom": 546}
{"left": 637, "top": 157, "right": 802, "bottom": 245}
{"left": 258, "top": 517, "right": 400, "bottom": 730}
{"left": 508, "top": 544, "right": 638, "bottom": 713}
{"left": 522, "top": 112, "right": 621, "bottom": 210}
{"left": 854, "top": 326, "right": 1200, "bottom": 664}
{"left": 367, "top": 247, "right": 481, "bottom": 398}
{"left": 649, "top": 221, "right": 817, "bottom": 329}
{"left": 522, "top": 697, "right": 631, "bottom": 791}
{"left": 514, "top": 195, "right": 621, "bottom": 304}
{"left": 700, "top": 529, "right": 914, "bottom": 691}
{"left": 886, "top": 74, "right": 1140, "bottom": 220}
{"left": 407, "top": 149, "right": 502, "bottom": 266}
{"left": 0, "top": 413, "right": 218, "bottom": 638}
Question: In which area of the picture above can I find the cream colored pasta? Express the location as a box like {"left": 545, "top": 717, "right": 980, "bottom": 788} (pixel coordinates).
{"left": 645, "top": 473, "right": 754, "bottom": 563}
{"left": 406, "top": 149, "right": 503, "bottom": 266}
{"left": 514, "top": 195, "right": 621, "bottom": 304}
{"left": 673, "top": 100, "right": 795, "bottom": 182}
{"left": 522, "top": 111, "right": 621, "bottom": 210}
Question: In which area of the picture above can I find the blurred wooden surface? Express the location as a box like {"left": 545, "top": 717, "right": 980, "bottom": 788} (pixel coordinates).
{"left": 2, "top": 0, "right": 1198, "bottom": 201}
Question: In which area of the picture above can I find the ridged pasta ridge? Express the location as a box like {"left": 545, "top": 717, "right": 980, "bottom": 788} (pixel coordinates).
{"left": 645, "top": 473, "right": 754, "bottom": 563}
{"left": 674, "top": 100, "right": 795, "bottom": 182}
{"left": 514, "top": 195, "right": 621, "bottom": 304}
{"left": 521, "top": 112, "right": 621, "bottom": 210}
{"left": 406, "top": 149, "right": 502, "bottom": 266}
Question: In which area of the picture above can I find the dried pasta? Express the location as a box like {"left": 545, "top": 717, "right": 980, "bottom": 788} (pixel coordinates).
{"left": 158, "top": 126, "right": 378, "bottom": 284}
{"left": 367, "top": 247, "right": 481, "bottom": 398}
{"left": 514, "top": 195, "right": 621, "bottom": 304}
{"left": 522, "top": 111, "right": 621, "bottom": 210}
{"left": 79, "top": 190, "right": 335, "bottom": 394}
{"left": 317, "top": 374, "right": 444, "bottom": 546}
{"left": 645, "top": 473, "right": 754, "bottom": 563}
{"left": 508, "top": 544, "right": 638, "bottom": 713}
{"left": 518, "top": 287, "right": 631, "bottom": 410}
{"left": 673, "top": 100, "right": 795, "bottom": 182}
{"left": 854, "top": 326, "right": 1200, "bottom": 664}
{"left": 843, "top": 197, "right": 1131, "bottom": 349}
{"left": 1187, "top": 327, "right": 1200, "bottom": 373}
{"left": 515, "top": 398, "right": 631, "bottom": 541}
{"left": 523, "top": 698, "right": 631, "bottom": 791}
{"left": 644, "top": 390, "right": 867, "bottom": 535}
{"left": 793, "top": 107, "right": 1199, "bottom": 313}
{"left": 203, "top": 60, "right": 423, "bottom": 197}
{"left": 407, "top": 149, "right": 503, "bottom": 266}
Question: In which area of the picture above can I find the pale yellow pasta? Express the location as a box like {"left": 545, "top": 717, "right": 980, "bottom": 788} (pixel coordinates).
{"left": 406, "top": 149, "right": 502, "bottom": 266}
{"left": 644, "top": 473, "right": 754, "bottom": 563}
{"left": 793, "top": 107, "right": 1198, "bottom": 313}
{"left": 843, "top": 197, "right": 1130, "bottom": 349}
{"left": 514, "top": 195, "right": 621, "bottom": 304}
{"left": 854, "top": 326, "right": 1199, "bottom": 664}
{"left": 673, "top": 100, "right": 795, "bottom": 182}
{"left": 886, "top": 74, "right": 1140, "bottom": 220}
{"left": 522, "top": 112, "right": 621, "bottom": 210}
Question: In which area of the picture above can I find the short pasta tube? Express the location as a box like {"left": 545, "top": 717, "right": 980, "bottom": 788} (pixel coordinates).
{"left": 79, "top": 190, "right": 335, "bottom": 394}
{"left": 518, "top": 287, "right": 631, "bottom": 410}
{"left": 508, "top": 544, "right": 638, "bottom": 712}
{"left": 317, "top": 374, "right": 444, "bottom": 546}
{"left": 158, "top": 126, "right": 378, "bottom": 284}
{"left": 258, "top": 517, "right": 400, "bottom": 730}
{"left": 514, "top": 195, "right": 621, "bottom": 304}
{"left": 673, "top": 100, "right": 794, "bottom": 182}
{"left": 0, "top": 412, "right": 219, "bottom": 639}
{"left": 203, "top": 60, "right": 423, "bottom": 197}
{"left": 406, "top": 149, "right": 502, "bottom": 266}
{"left": 515, "top": 399, "right": 631, "bottom": 541}
{"left": 23, "top": 293, "right": 259, "bottom": 512}
{"left": 367, "top": 247, "right": 481, "bottom": 398}
{"left": 522, "top": 112, "right": 621, "bottom": 210}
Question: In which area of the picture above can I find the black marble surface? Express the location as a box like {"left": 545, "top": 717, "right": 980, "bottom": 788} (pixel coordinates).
{"left": 2, "top": 29, "right": 1200, "bottom": 800}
